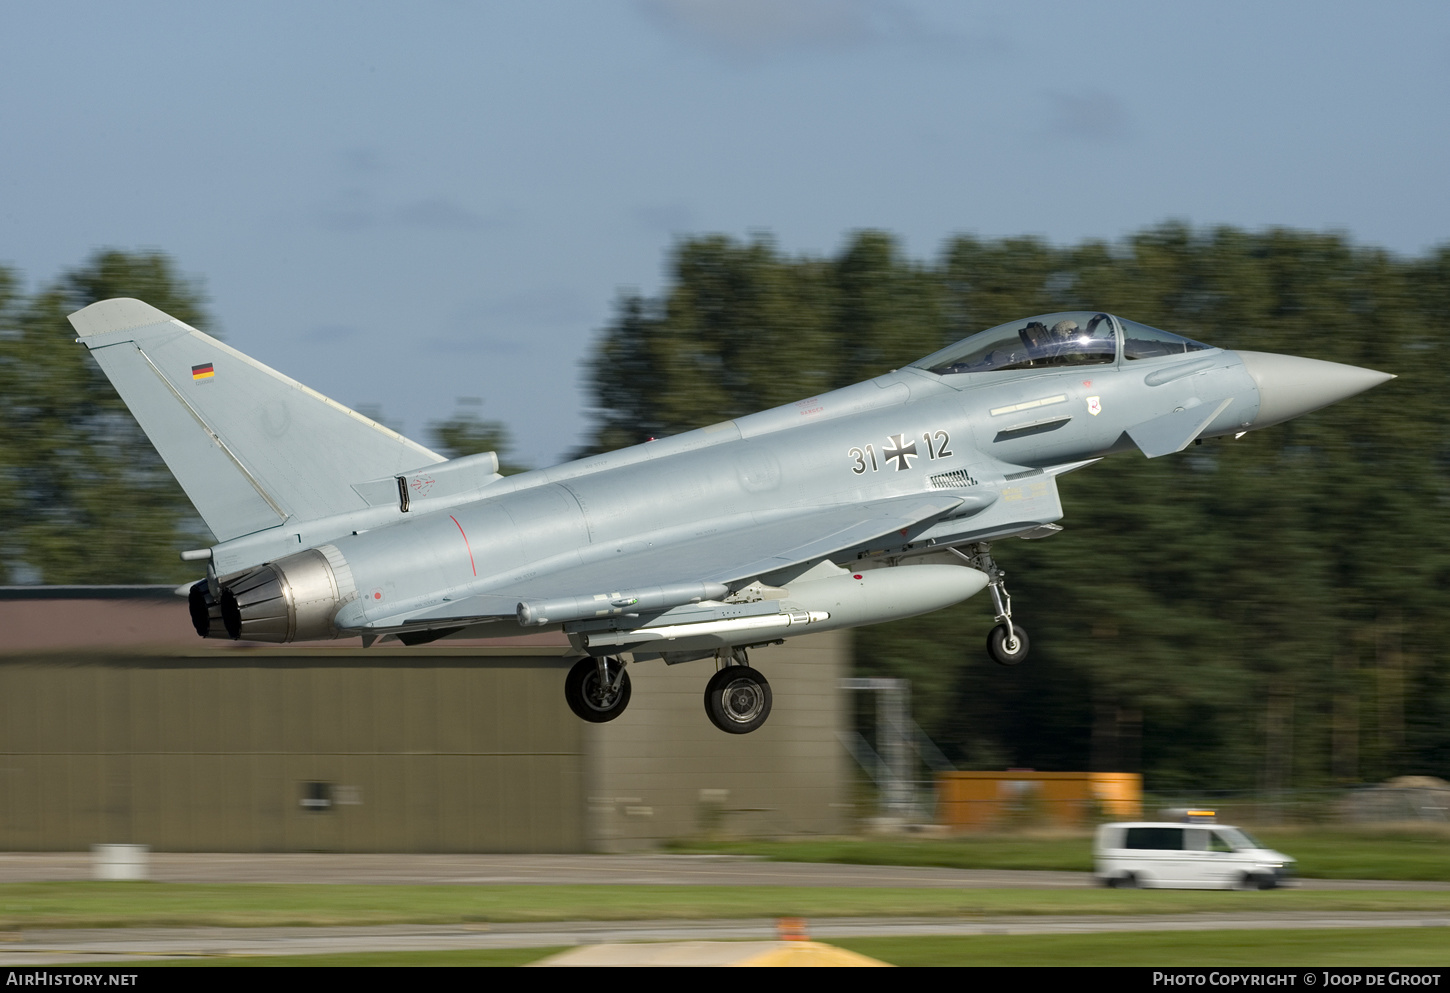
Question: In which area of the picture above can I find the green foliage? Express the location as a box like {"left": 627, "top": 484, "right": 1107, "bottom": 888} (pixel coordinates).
{"left": 428, "top": 402, "right": 529, "bottom": 475}
{"left": 834, "top": 930, "right": 1450, "bottom": 968}
{"left": 0, "top": 250, "right": 213, "bottom": 584}
{"left": 3, "top": 880, "right": 1449, "bottom": 930}
{"left": 668, "top": 827, "right": 1450, "bottom": 881}
{"left": 581, "top": 231, "right": 942, "bottom": 454}
{"left": 583, "top": 223, "right": 1450, "bottom": 791}
{"left": 130, "top": 932, "right": 1450, "bottom": 968}
{"left": 141, "top": 948, "right": 563, "bottom": 968}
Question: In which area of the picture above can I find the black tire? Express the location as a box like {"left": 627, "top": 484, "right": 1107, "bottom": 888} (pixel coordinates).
{"left": 986, "top": 624, "right": 1029, "bottom": 666}
{"left": 704, "top": 666, "right": 772, "bottom": 734}
{"left": 1117, "top": 872, "right": 1139, "bottom": 889}
{"left": 564, "top": 656, "right": 632, "bottom": 723}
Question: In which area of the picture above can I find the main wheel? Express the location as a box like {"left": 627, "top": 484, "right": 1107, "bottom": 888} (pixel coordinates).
{"left": 564, "top": 656, "right": 632, "bottom": 723}
{"left": 986, "top": 624, "right": 1029, "bottom": 666}
{"left": 704, "top": 666, "right": 772, "bottom": 734}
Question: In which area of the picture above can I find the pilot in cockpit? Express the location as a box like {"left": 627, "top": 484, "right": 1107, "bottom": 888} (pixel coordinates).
{"left": 1020, "top": 318, "right": 1081, "bottom": 364}
{"left": 1018, "top": 320, "right": 1051, "bottom": 359}
{"left": 1050, "top": 317, "right": 1115, "bottom": 364}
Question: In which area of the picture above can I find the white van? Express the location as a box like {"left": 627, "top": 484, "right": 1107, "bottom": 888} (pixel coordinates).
{"left": 1094, "top": 820, "right": 1296, "bottom": 890}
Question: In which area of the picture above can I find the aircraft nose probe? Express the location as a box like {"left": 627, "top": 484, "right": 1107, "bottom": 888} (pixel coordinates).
{"left": 1235, "top": 351, "right": 1395, "bottom": 429}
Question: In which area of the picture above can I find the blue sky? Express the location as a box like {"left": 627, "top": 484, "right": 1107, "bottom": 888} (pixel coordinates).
{"left": 3, "top": 1, "right": 1447, "bottom": 465}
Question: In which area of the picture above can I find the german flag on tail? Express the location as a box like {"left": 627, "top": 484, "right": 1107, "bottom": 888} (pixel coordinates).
{"left": 191, "top": 363, "right": 214, "bottom": 381}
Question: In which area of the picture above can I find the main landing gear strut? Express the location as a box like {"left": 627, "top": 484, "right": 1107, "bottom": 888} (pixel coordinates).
{"left": 563, "top": 649, "right": 775, "bottom": 734}
{"left": 957, "top": 542, "right": 1029, "bottom": 666}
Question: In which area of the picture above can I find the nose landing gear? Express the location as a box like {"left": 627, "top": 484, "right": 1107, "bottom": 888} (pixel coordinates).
{"left": 986, "top": 621, "right": 1029, "bottom": 666}
{"left": 957, "top": 542, "right": 1030, "bottom": 666}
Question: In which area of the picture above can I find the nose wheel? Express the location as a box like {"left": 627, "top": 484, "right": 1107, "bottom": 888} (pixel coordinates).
{"left": 987, "top": 623, "right": 1029, "bottom": 666}
{"left": 565, "top": 656, "right": 632, "bottom": 723}
{"left": 704, "top": 651, "right": 773, "bottom": 734}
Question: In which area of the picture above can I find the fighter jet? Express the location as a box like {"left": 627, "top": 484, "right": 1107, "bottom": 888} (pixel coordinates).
{"left": 70, "top": 302, "right": 1392, "bottom": 733}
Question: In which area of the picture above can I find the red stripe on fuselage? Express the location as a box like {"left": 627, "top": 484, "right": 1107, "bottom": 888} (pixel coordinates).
{"left": 449, "top": 515, "right": 477, "bottom": 576}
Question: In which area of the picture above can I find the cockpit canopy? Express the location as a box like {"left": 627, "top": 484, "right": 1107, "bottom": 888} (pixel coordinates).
{"left": 911, "top": 311, "right": 1212, "bottom": 376}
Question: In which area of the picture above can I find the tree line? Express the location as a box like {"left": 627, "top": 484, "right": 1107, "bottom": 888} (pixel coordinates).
{"left": 3, "top": 226, "right": 1446, "bottom": 790}
{"left": 0, "top": 251, "right": 522, "bottom": 586}
{"left": 581, "top": 224, "right": 1449, "bottom": 791}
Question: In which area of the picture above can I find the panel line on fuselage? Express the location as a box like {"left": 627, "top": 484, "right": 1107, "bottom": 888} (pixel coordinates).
{"left": 989, "top": 394, "right": 1068, "bottom": 417}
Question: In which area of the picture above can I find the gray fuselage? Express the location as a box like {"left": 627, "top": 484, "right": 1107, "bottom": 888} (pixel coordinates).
{"left": 321, "top": 342, "right": 1258, "bottom": 635}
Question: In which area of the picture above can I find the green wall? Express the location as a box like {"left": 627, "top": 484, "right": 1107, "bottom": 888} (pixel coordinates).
{"left": 0, "top": 652, "right": 585, "bottom": 853}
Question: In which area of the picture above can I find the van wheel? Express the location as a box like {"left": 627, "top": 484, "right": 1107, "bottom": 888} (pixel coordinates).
{"left": 1236, "top": 872, "right": 1261, "bottom": 891}
{"left": 1117, "top": 873, "right": 1139, "bottom": 889}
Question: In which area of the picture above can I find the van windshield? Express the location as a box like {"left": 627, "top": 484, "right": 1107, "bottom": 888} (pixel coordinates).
{"left": 1216, "top": 827, "right": 1263, "bottom": 851}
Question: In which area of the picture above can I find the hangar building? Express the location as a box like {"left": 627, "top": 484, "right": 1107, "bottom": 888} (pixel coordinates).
{"left": 0, "top": 587, "right": 850, "bottom": 852}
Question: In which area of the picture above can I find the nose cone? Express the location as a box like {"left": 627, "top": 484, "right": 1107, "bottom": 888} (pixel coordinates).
{"left": 1236, "top": 350, "right": 1395, "bottom": 429}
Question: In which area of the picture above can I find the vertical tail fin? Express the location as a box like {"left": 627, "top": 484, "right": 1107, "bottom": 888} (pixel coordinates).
{"left": 71, "top": 298, "right": 444, "bottom": 541}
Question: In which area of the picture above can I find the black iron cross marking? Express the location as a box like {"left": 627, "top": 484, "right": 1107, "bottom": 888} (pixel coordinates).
{"left": 884, "top": 434, "right": 918, "bottom": 471}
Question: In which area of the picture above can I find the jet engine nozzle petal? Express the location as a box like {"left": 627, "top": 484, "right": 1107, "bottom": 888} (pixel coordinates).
{"left": 1236, "top": 350, "right": 1394, "bottom": 430}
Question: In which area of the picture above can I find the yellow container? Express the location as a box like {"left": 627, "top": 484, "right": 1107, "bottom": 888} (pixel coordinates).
{"left": 935, "top": 771, "right": 1142, "bottom": 831}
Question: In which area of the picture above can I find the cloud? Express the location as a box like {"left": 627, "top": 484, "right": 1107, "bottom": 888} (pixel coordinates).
{"left": 302, "top": 323, "right": 362, "bottom": 344}
{"left": 316, "top": 194, "right": 511, "bottom": 233}
{"left": 422, "top": 334, "right": 531, "bottom": 357}
{"left": 469, "top": 287, "right": 594, "bottom": 326}
{"left": 392, "top": 198, "right": 505, "bottom": 231}
{"left": 317, "top": 189, "right": 375, "bottom": 232}
{"left": 339, "top": 148, "right": 384, "bottom": 175}
{"left": 638, "top": 0, "right": 981, "bottom": 61}
{"left": 1041, "top": 90, "right": 1133, "bottom": 142}
{"left": 641, "top": 0, "right": 872, "bottom": 54}
{"left": 632, "top": 201, "right": 697, "bottom": 233}
{"left": 422, "top": 287, "right": 597, "bottom": 356}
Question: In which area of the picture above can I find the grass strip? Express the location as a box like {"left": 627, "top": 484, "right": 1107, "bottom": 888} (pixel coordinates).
{"left": 666, "top": 829, "right": 1450, "bottom": 882}
{"left": 2, "top": 883, "right": 1450, "bottom": 929}
{"left": 126, "top": 929, "right": 1450, "bottom": 968}
{"left": 135, "top": 947, "right": 564, "bottom": 967}
{"left": 833, "top": 927, "right": 1450, "bottom": 967}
